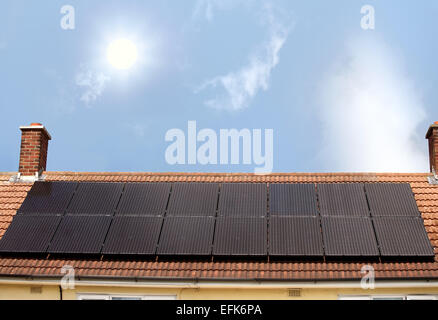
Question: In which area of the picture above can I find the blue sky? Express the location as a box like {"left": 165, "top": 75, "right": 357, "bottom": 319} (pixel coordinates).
{"left": 1, "top": 0, "right": 437, "bottom": 173}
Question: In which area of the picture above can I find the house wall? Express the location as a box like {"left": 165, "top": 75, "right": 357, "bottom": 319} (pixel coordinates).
{"left": 1, "top": 281, "right": 438, "bottom": 300}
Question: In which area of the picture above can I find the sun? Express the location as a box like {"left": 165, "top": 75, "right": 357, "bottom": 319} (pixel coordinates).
{"left": 107, "top": 39, "right": 138, "bottom": 70}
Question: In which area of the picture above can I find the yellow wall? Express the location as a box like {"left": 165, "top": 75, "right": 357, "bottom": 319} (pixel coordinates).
{"left": 1, "top": 282, "right": 438, "bottom": 300}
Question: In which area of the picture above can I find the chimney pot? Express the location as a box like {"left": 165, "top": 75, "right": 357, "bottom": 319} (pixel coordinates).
{"left": 18, "top": 123, "right": 51, "bottom": 176}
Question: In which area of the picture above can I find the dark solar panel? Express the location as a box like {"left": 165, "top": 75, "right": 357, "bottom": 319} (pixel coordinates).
{"left": 373, "top": 217, "right": 434, "bottom": 257}
{"left": 48, "top": 215, "right": 112, "bottom": 254}
{"left": 321, "top": 217, "right": 379, "bottom": 257}
{"left": 269, "top": 217, "right": 323, "bottom": 256}
{"left": 269, "top": 184, "right": 317, "bottom": 216}
{"left": 117, "top": 183, "right": 170, "bottom": 216}
{"left": 318, "top": 183, "right": 369, "bottom": 217}
{"left": 218, "top": 183, "right": 267, "bottom": 217}
{"left": 166, "top": 183, "right": 219, "bottom": 216}
{"left": 157, "top": 217, "right": 215, "bottom": 255}
{"left": 18, "top": 181, "right": 77, "bottom": 215}
{"left": 66, "top": 182, "right": 124, "bottom": 215}
{"left": 213, "top": 217, "right": 267, "bottom": 256}
{"left": 365, "top": 183, "right": 420, "bottom": 217}
{"left": 102, "top": 216, "right": 163, "bottom": 255}
{"left": 0, "top": 215, "right": 61, "bottom": 253}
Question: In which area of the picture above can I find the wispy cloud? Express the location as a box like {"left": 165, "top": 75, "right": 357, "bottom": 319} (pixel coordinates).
{"left": 195, "top": 2, "right": 292, "bottom": 111}
{"left": 75, "top": 66, "right": 110, "bottom": 105}
{"left": 318, "top": 36, "right": 428, "bottom": 172}
{"left": 192, "top": 0, "right": 241, "bottom": 22}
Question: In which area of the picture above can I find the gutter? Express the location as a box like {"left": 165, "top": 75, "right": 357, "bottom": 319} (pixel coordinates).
{"left": 1, "top": 277, "right": 438, "bottom": 289}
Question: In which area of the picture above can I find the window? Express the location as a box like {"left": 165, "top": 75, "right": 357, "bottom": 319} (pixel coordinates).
{"left": 339, "top": 294, "right": 438, "bottom": 300}
{"left": 77, "top": 294, "right": 177, "bottom": 300}
{"left": 407, "top": 295, "right": 438, "bottom": 300}
{"left": 372, "top": 296, "right": 404, "bottom": 300}
{"left": 77, "top": 294, "right": 110, "bottom": 300}
{"left": 111, "top": 296, "right": 143, "bottom": 300}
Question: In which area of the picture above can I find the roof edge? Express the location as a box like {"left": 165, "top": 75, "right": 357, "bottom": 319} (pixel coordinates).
{"left": 42, "top": 171, "right": 431, "bottom": 177}
{"left": 1, "top": 275, "right": 438, "bottom": 286}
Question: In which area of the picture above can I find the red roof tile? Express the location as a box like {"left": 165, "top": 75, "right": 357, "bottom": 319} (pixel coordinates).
{"left": 0, "top": 171, "right": 437, "bottom": 281}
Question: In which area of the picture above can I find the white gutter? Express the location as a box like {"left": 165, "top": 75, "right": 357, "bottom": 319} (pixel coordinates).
{"left": 0, "top": 278, "right": 438, "bottom": 289}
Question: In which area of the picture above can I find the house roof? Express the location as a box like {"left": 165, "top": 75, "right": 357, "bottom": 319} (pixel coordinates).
{"left": 0, "top": 171, "right": 437, "bottom": 281}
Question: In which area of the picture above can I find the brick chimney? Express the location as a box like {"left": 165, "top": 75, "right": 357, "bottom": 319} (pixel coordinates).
{"left": 426, "top": 121, "right": 438, "bottom": 174}
{"left": 18, "top": 123, "right": 51, "bottom": 176}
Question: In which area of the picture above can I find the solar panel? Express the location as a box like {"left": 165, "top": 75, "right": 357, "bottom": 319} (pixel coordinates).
{"left": 0, "top": 215, "right": 61, "bottom": 253}
{"left": 166, "top": 183, "right": 219, "bottom": 216}
{"left": 66, "top": 182, "right": 124, "bottom": 215}
{"left": 117, "top": 183, "right": 170, "bottom": 216}
{"left": 213, "top": 217, "right": 267, "bottom": 256}
{"left": 269, "top": 184, "right": 317, "bottom": 216}
{"left": 18, "top": 181, "right": 77, "bottom": 215}
{"left": 373, "top": 217, "right": 434, "bottom": 257}
{"left": 218, "top": 183, "right": 267, "bottom": 217}
{"left": 318, "top": 183, "right": 369, "bottom": 216}
{"left": 365, "top": 183, "right": 420, "bottom": 217}
{"left": 269, "top": 217, "right": 323, "bottom": 256}
{"left": 102, "top": 216, "right": 163, "bottom": 255}
{"left": 157, "top": 217, "right": 215, "bottom": 255}
{"left": 321, "top": 217, "right": 379, "bottom": 257}
{"left": 48, "top": 215, "right": 112, "bottom": 254}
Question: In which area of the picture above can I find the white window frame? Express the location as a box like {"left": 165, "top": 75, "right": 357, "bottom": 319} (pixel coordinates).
{"left": 371, "top": 295, "right": 405, "bottom": 300}
{"left": 406, "top": 295, "right": 438, "bottom": 300}
{"left": 339, "top": 294, "right": 438, "bottom": 300}
{"left": 77, "top": 294, "right": 110, "bottom": 300}
{"left": 109, "top": 295, "right": 145, "bottom": 300}
{"left": 140, "top": 295, "right": 177, "bottom": 300}
{"left": 77, "top": 293, "right": 177, "bottom": 300}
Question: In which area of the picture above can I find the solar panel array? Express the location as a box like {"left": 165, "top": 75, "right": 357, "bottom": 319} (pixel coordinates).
{"left": 0, "top": 181, "right": 434, "bottom": 260}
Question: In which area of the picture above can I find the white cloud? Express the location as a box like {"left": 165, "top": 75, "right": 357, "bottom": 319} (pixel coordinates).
{"left": 195, "top": 3, "right": 292, "bottom": 111}
{"left": 75, "top": 66, "right": 110, "bottom": 105}
{"left": 318, "top": 36, "right": 428, "bottom": 172}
